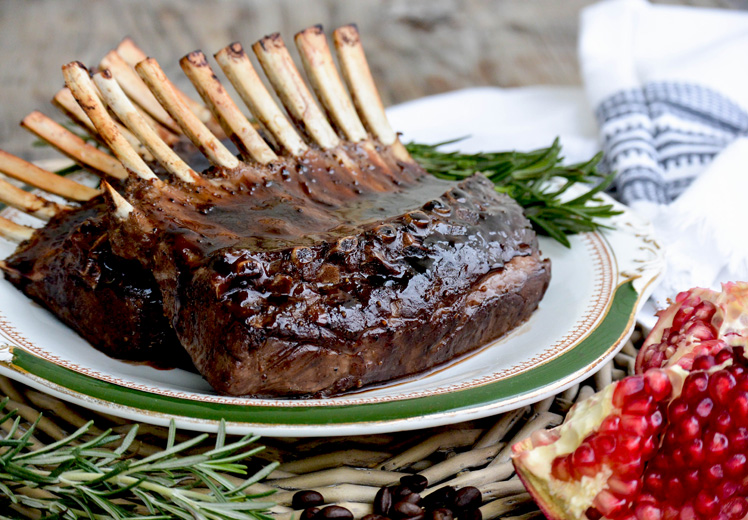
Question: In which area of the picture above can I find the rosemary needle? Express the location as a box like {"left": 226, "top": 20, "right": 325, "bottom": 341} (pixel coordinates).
{"left": 0, "top": 398, "right": 277, "bottom": 520}
{"left": 406, "top": 138, "right": 621, "bottom": 247}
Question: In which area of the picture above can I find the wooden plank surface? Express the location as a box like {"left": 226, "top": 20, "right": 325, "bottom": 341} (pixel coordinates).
{"left": 0, "top": 0, "right": 738, "bottom": 160}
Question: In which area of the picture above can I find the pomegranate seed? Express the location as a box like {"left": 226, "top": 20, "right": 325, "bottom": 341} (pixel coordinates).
{"left": 693, "top": 354, "right": 716, "bottom": 371}
{"left": 624, "top": 394, "right": 656, "bottom": 415}
{"left": 614, "top": 376, "right": 646, "bottom": 408}
{"left": 644, "top": 370, "right": 672, "bottom": 401}
{"left": 712, "top": 410, "right": 733, "bottom": 433}
{"left": 682, "top": 469, "right": 701, "bottom": 492}
{"left": 678, "top": 502, "right": 697, "bottom": 520}
{"left": 686, "top": 321, "right": 717, "bottom": 341}
{"left": 571, "top": 444, "right": 598, "bottom": 477}
{"left": 694, "top": 397, "right": 714, "bottom": 419}
{"left": 717, "top": 480, "right": 740, "bottom": 500}
{"left": 642, "top": 471, "right": 664, "bottom": 497}
{"left": 592, "top": 490, "right": 628, "bottom": 518}
{"left": 635, "top": 503, "right": 663, "bottom": 520}
{"left": 731, "top": 391, "right": 748, "bottom": 427}
{"left": 731, "top": 427, "right": 748, "bottom": 451}
{"left": 683, "top": 439, "right": 704, "bottom": 467}
{"left": 617, "top": 457, "right": 644, "bottom": 478}
{"left": 704, "top": 463, "right": 725, "bottom": 487}
{"left": 694, "top": 490, "right": 719, "bottom": 517}
{"left": 613, "top": 434, "right": 642, "bottom": 461}
{"left": 718, "top": 348, "right": 736, "bottom": 365}
{"left": 674, "top": 415, "right": 701, "bottom": 441}
{"left": 585, "top": 507, "right": 603, "bottom": 520}
{"left": 640, "top": 437, "right": 657, "bottom": 460}
{"left": 669, "top": 447, "right": 686, "bottom": 468}
{"left": 682, "top": 372, "right": 709, "bottom": 400}
{"left": 709, "top": 370, "right": 737, "bottom": 405}
{"left": 663, "top": 476, "right": 686, "bottom": 505}
{"left": 724, "top": 453, "right": 747, "bottom": 479}
{"left": 551, "top": 456, "right": 572, "bottom": 481}
{"left": 704, "top": 430, "right": 730, "bottom": 463}
{"left": 649, "top": 409, "right": 664, "bottom": 433}
{"left": 591, "top": 434, "right": 617, "bottom": 461}
{"left": 668, "top": 398, "right": 689, "bottom": 423}
{"left": 601, "top": 415, "right": 622, "bottom": 433}
{"left": 723, "top": 497, "right": 748, "bottom": 518}
{"left": 662, "top": 505, "right": 679, "bottom": 520}
{"left": 621, "top": 415, "right": 651, "bottom": 436}
{"left": 608, "top": 476, "right": 641, "bottom": 497}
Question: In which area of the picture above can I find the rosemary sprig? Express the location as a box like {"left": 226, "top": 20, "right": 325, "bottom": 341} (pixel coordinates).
{"left": 0, "top": 398, "right": 278, "bottom": 520}
{"left": 406, "top": 138, "right": 621, "bottom": 247}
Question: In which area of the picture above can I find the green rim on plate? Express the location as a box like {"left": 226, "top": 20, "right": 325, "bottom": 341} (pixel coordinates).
{"left": 8, "top": 281, "right": 637, "bottom": 427}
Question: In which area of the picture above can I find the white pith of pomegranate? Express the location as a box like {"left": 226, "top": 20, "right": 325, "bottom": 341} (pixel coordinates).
{"left": 512, "top": 283, "right": 748, "bottom": 520}
{"left": 637, "top": 283, "right": 748, "bottom": 373}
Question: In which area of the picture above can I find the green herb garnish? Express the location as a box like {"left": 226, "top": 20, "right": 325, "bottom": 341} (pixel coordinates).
{"left": 0, "top": 399, "right": 277, "bottom": 520}
{"left": 407, "top": 138, "right": 620, "bottom": 247}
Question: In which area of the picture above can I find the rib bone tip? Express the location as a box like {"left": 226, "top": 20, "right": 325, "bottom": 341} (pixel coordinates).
{"left": 184, "top": 51, "right": 209, "bottom": 67}
{"left": 102, "top": 181, "right": 134, "bottom": 219}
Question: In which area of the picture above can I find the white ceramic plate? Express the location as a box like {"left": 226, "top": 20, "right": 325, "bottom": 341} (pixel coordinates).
{"left": 0, "top": 186, "right": 663, "bottom": 436}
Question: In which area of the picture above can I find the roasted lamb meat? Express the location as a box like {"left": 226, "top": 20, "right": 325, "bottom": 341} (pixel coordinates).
{"left": 0, "top": 26, "right": 550, "bottom": 397}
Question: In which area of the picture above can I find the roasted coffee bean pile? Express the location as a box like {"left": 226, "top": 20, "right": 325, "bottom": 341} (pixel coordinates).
{"left": 292, "top": 476, "right": 483, "bottom": 520}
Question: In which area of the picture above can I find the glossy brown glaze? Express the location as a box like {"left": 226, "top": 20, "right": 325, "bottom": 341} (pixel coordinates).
{"left": 106, "top": 142, "right": 551, "bottom": 397}
{"left": 2, "top": 198, "right": 190, "bottom": 367}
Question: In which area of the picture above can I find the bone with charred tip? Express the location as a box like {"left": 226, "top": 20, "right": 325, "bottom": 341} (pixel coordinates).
{"left": 253, "top": 33, "right": 340, "bottom": 150}
{"left": 180, "top": 50, "right": 277, "bottom": 165}
{"left": 63, "top": 62, "right": 158, "bottom": 181}
{"left": 295, "top": 25, "right": 368, "bottom": 143}
{"left": 21, "top": 111, "right": 128, "bottom": 180}
{"left": 333, "top": 25, "right": 412, "bottom": 163}
{"left": 100, "top": 50, "right": 183, "bottom": 135}
{"left": 135, "top": 58, "right": 240, "bottom": 169}
{"left": 94, "top": 69, "right": 201, "bottom": 184}
{"left": 0, "top": 149, "right": 100, "bottom": 201}
{"left": 215, "top": 42, "right": 308, "bottom": 156}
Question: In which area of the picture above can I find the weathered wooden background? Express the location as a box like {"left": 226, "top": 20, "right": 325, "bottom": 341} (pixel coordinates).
{"left": 0, "top": 0, "right": 741, "bottom": 160}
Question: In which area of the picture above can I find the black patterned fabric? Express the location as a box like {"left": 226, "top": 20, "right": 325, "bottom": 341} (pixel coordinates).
{"left": 595, "top": 82, "right": 748, "bottom": 205}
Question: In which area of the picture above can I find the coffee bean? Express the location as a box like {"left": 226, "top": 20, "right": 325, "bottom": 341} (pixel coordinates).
{"left": 453, "top": 487, "right": 482, "bottom": 511}
{"left": 394, "top": 500, "right": 423, "bottom": 518}
{"left": 301, "top": 507, "right": 320, "bottom": 520}
{"left": 430, "top": 508, "right": 454, "bottom": 520}
{"left": 459, "top": 509, "right": 481, "bottom": 520}
{"left": 391, "top": 485, "right": 413, "bottom": 499}
{"left": 422, "top": 486, "right": 455, "bottom": 510}
{"left": 374, "top": 486, "right": 394, "bottom": 515}
{"left": 403, "top": 492, "right": 421, "bottom": 505}
{"left": 400, "top": 475, "right": 428, "bottom": 493}
{"left": 318, "top": 505, "right": 354, "bottom": 520}
{"left": 293, "top": 490, "right": 325, "bottom": 510}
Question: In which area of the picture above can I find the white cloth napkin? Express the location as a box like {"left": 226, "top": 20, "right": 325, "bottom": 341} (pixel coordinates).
{"left": 389, "top": 0, "right": 748, "bottom": 327}
{"left": 580, "top": 0, "right": 748, "bottom": 323}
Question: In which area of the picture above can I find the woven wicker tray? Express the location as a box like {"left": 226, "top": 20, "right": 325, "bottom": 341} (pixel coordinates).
{"left": 0, "top": 327, "right": 645, "bottom": 519}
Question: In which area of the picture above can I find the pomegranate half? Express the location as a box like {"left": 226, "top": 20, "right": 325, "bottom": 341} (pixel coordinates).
{"left": 512, "top": 283, "right": 748, "bottom": 520}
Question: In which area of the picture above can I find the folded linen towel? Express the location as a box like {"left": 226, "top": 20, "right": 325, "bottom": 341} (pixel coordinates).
{"left": 580, "top": 0, "right": 748, "bottom": 317}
